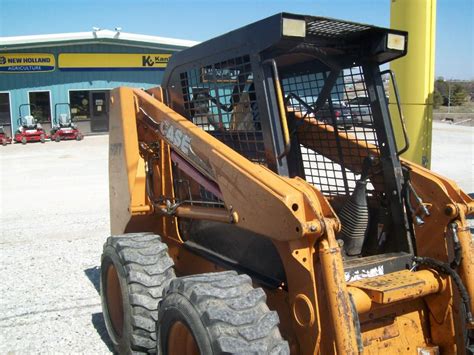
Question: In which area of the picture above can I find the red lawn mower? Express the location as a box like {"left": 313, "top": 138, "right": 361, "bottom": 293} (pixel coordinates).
{"left": 14, "top": 104, "right": 48, "bottom": 144}
{"left": 0, "top": 126, "right": 12, "bottom": 146}
{"left": 50, "top": 103, "right": 83, "bottom": 142}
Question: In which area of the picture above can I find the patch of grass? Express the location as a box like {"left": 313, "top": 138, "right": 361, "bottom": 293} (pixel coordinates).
{"left": 435, "top": 101, "right": 474, "bottom": 114}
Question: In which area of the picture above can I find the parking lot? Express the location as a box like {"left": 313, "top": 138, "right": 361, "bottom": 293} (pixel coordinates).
{"left": 0, "top": 121, "right": 472, "bottom": 353}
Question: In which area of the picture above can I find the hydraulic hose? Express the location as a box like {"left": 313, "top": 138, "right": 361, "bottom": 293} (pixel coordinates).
{"left": 412, "top": 256, "right": 473, "bottom": 324}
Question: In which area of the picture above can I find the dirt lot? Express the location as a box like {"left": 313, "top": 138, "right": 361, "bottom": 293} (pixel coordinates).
{"left": 0, "top": 121, "right": 472, "bottom": 353}
{"left": 431, "top": 122, "right": 473, "bottom": 192}
{"left": 0, "top": 136, "right": 112, "bottom": 354}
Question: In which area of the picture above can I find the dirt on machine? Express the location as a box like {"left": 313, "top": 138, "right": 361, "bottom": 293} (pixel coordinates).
{"left": 99, "top": 13, "right": 474, "bottom": 354}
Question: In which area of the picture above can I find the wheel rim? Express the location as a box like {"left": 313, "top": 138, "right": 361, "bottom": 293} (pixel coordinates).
{"left": 106, "top": 264, "right": 124, "bottom": 337}
{"left": 168, "top": 321, "right": 199, "bottom": 355}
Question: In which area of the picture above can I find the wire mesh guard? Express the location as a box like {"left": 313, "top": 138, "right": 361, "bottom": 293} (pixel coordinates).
{"left": 282, "top": 66, "right": 381, "bottom": 197}
{"left": 176, "top": 55, "right": 267, "bottom": 205}
{"left": 306, "top": 18, "right": 371, "bottom": 39}
{"left": 179, "top": 58, "right": 384, "bottom": 199}
{"left": 180, "top": 55, "right": 266, "bottom": 164}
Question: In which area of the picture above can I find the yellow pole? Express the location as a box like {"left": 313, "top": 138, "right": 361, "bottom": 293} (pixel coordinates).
{"left": 390, "top": 0, "right": 437, "bottom": 167}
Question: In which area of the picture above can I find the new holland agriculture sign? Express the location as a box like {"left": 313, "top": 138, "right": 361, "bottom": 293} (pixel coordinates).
{"left": 58, "top": 53, "right": 172, "bottom": 70}
{"left": 0, "top": 53, "right": 56, "bottom": 73}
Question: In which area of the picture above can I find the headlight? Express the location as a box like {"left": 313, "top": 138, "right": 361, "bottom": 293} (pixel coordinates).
{"left": 282, "top": 18, "right": 306, "bottom": 38}
{"left": 387, "top": 33, "right": 405, "bottom": 51}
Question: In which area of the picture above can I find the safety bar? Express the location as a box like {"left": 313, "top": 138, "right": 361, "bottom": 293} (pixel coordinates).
{"left": 381, "top": 69, "right": 410, "bottom": 156}
{"left": 263, "top": 59, "right": 291, "bottom": 160}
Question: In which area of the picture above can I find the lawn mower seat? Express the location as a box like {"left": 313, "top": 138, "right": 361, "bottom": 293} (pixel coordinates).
{"left": 58, "top": 114, "right": 76, "bottom": 129}
{"left": 59, "top": 114, "right": 71, "bottom": 127}
{"left": 22, "top": 115, "right": 37, "bottom": 129}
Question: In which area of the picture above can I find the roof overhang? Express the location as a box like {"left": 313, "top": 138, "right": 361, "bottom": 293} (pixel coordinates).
{"left": 0, "top": 29, "right": 199, "bottom": 51}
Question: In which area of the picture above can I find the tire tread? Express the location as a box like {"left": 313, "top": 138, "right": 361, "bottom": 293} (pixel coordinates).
{"left": 162, "top": 271, "right": 289, "bottom": 354}
{"left": 102, "top": 233, "right": 175, "bottom": 353}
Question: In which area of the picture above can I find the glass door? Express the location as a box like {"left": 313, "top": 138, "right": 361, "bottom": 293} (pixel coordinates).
{"left": 90, "top": 91, "right": 109, "bottom": 132}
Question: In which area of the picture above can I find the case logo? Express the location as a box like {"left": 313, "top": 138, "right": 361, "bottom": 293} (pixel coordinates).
{"left": 159, "top": 121, "right": 191, "bottom": 155}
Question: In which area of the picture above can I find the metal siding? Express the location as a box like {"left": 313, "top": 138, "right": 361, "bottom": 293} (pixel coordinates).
{"left": 0, "top": 43, "right": 177, "bottom": 131}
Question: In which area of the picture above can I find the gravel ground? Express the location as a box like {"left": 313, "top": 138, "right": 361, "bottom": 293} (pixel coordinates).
{"left": 0, "top": 121, "right": 472, "bottom": 354}
{"left": 431, "top": 121, "right": 474, "bottom": 193}
{"left": 0, "top": 136, "right": 112, "bottom": 354}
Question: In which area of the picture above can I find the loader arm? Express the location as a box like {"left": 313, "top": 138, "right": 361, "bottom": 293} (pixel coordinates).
{"left": 111, "top": 86, "right": 336, "bottom": 241}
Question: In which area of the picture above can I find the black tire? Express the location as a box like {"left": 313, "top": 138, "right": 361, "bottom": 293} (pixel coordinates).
{"left": 158, "top": 271, "right": 289, "bottom": 354}
{"left": 40, "top": 134, "right": 45, "bottom": 143}
{"left": 21, "top": 136, "right": 27, "bottom": 145}
{"left": 55, "top": 135, "right": 61, "bottom": 142}
{"left": 100, "top": 233, "right": 175, "bottom": 354}
{"left": 76, "top": 133, "right": 83, "bottom": 141}
{"left": 1, "top": 139, "right": 6, "bottom": 146}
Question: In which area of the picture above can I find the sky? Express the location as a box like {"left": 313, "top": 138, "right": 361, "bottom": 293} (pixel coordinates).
{"left": 0, "top": 0, "right": 472, "bottom": 80}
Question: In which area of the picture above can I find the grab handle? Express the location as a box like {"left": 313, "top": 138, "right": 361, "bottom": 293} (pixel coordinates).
{"left": 264, "top": 59, "right": 291, "bottom": 160}
{"left": 381, "top": 69, "right": 409, "bottom": 156}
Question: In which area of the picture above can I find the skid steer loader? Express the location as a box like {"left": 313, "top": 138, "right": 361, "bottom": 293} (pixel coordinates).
{"left": 100, "top": 13, "right": 474, "bottom": 354}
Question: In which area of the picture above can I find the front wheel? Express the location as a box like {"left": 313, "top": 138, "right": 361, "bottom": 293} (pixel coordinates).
{"left": 40, "top": 134, "right": 45, "bottom": 143}
{"left": 21, "top": 136, "right": 27, "bottom": 145}
{"left": 100, "top": 233, "right": 175, "bottom": 354}
{"left": 158, "top": 271, "right": 289, "bottom": 354}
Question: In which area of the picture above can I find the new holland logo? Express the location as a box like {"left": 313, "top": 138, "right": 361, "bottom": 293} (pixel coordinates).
{"left": 0, "top": 54, "right": 56, "bottom": 73}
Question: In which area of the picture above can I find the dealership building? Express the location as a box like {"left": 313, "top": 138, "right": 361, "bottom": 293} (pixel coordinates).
{"left": 0, "top": 29, "right": 197, "bottom": 136}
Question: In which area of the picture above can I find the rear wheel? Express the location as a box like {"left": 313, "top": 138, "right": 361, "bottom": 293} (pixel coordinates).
{"left": 158, "top": 271, "right": 289, "bottom": 354}
{"left": 100, "top": 233, "right": 175, "bottom": 354}
{"left": 76, "top": 133, "right": 83, "bottom": 141}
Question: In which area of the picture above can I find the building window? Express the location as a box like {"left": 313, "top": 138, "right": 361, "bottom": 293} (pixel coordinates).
{"left": 0, "top": 93, "right": 11, "bottom": 127}
{"left": 29, "top": 91, "right": 51, "bottom": 123}
{"left": 70, "top": 91, "right": 90, "bottom": 121}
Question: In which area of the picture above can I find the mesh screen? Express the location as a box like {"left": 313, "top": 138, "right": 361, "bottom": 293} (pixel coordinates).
{"left": 306, "top": 19, "right": 371, "bottom": 38}
{"left": 179, "top": 55, "right": 266, "bottom": 164}
{"left": 282, "top": 66, "right": 382, "bottom": 197}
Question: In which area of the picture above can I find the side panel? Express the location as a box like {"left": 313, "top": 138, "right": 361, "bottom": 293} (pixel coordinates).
{"left": 108, "top": 88, "right": 150, "bottom": 234}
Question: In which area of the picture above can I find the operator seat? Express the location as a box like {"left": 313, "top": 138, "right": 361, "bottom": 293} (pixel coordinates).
{"left": 22, "top": 116, "right": 37, "bottom": 129}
